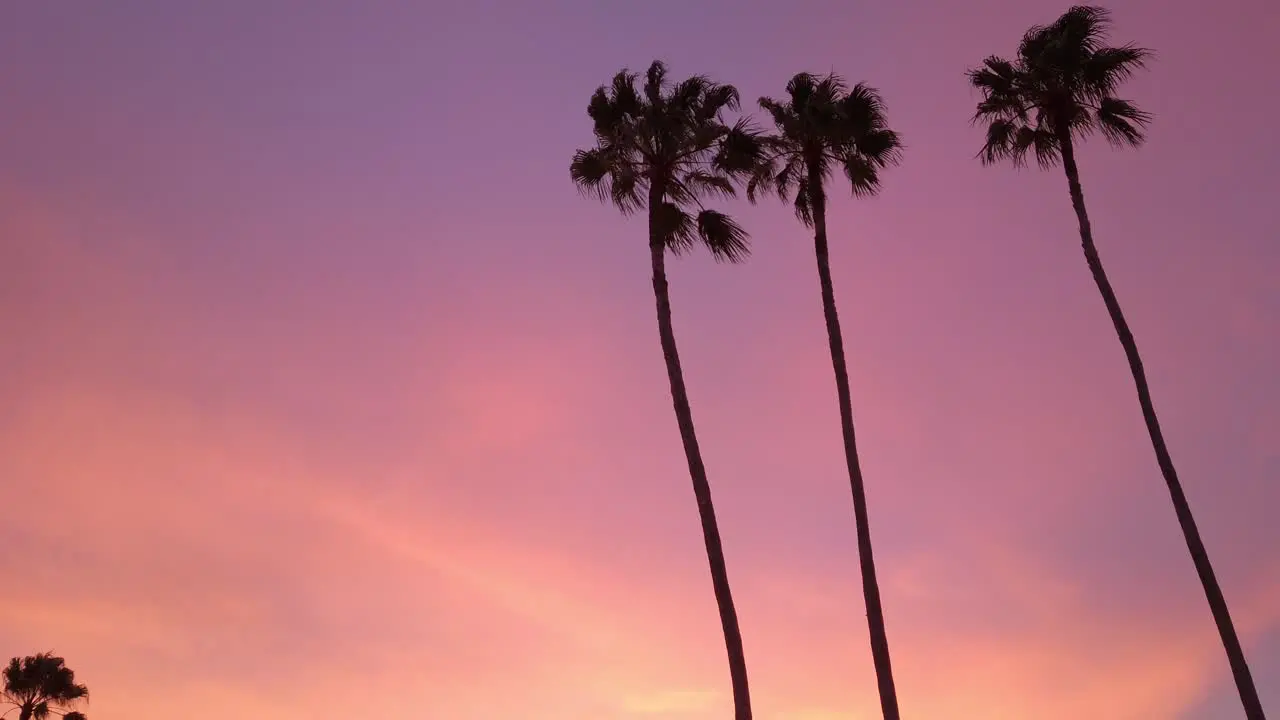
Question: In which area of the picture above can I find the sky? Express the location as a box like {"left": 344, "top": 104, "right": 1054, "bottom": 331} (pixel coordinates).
{"left": 1, "top": 1, "right": 1277, "bottom": 718}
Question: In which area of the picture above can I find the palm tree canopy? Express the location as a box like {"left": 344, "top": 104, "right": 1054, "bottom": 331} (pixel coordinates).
{"left": 750, "top": 72, "right": 902, "bottom": 226}
{"left": 3, "top": 654, "right": 88, "bottom": 717}
{"left": 968, "top": 5, "right": 1152, "bottom": 167}
{"left": 569, "top": 60, "right": 764, "bottom": 263}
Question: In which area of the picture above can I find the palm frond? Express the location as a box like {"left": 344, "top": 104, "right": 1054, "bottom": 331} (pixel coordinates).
{"left": 977, "top": 119, "right": 1015, "bottom": 165}
{"left": 1027, "top": 125, "right": 1062, "bottom": 167}
{"left": 654, "top": 202, "right": 697, "bottom": 255}
{"left": 1020, "top": 5, "right": 1111, "bottom": 68}
{"left": 814, "top": 73, "right": 850, "bottom": 105}
{"left": 968, "top": 56, "right": 1019, "bottom": 94}
{"left": 784, "top": 72, "right": 820, "bottom": 112}
{"left": 699, "top": 82, "right": 741, "bottom": 120}
{"left": 968, "top": 57, "right": 1030, "bottom": 124}
{"left": 757, "top": 96, "right": 796, "bottom": 138}
{"left": 841, "top": 154, "right": 883, "bottom": 197}
{"left": 695, "top": 209, "right": 750, "bottom": 263}
{"left": 569, "top": 147, "right": 645, "bottom": 214}
{"left": 854, "top": 128, "right": 903, "bottom": 167}
{"left": 643, "top": 60, "right": 668, "bottom": 107}
{"left": 841, "top": 83, "right": 888, "bottom": 127}
{"left": 1095, "top": 96, "right": 1151, "bottom": 147}
{"left": 1080, "top": 44, "right": 1153, "bottom": 99}
{"left": 713, "top": 117, "right": 765, "bottom": 176}
{"left": 674, "top": 171, "right": 735, "bottom": 201}
{"left": 669, "top": 74, "right": 714, "bottom": 119}
{"left": 588, "top": 74, "right": 639, "bottom": 137}
{"left": 1054, "top": 5, "right": 1113, "bottom": 55}
{"left": 978, "top": 119, "right": 1058, "bottom": 167}
{"left": 745, "top": 151, "right": 798, "bottom": 203}
{"left": 774, "top": 155, "right": 803, "bottom": 199}
{"left": 792, "top": 177, "right": 814, "bottom": 227}
{"left": 743, "top": 140, "right": 781, "bottom": 203}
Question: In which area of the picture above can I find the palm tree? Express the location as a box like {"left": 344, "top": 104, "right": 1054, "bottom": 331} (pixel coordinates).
{"left": 2, "top": 653, "right": 89, "bottom": 720}
{"left": 749, "top": 72, "right": 904, "bottom": 720}
{"left": 968, "top": 7, "right": 1266, "bottom": 718}
{"left": 569, "top": 60, "right": 763, "bottom": 720}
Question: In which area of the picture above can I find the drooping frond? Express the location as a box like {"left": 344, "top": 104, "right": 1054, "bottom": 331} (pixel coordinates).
{"left": 570, "top": 146, "right": 645, "bottom": 214}
{"left": 969, "top": 4, "right": 1151, "bottom": 167}
{"left": 654, "top": 202, "right": 697, "bottom": 256}
{"left": 695, "top": 209, "right": 750, "bottom": 263}
{"left": 697, "top": 81, "right": 741, "bottom": 120}
{"left": 570, "top": 60, "right": 762, "bottom": 259}
{"left": 792, "top": 177, "right": 814, "bottom": 227}
{"left": 978, "top": 119, "right": 1060, "bottom": 168}
{"left": 1095, "top": 96, "right": 1151, "bottom": 146}
{"left": 836, "top": 84, "right": 903, "bottom": 170}
{"left": 652, "top": 203, "right": 749, "bottom": 262}
{"left": 842, "top": 153, "right": 883, "bottom": 196}
{"left": 978, "top": 118, "right": 1017, "bottom": 165}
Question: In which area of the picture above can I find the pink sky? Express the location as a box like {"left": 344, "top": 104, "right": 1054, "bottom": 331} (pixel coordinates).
{"left": 2, "top": 1, "right": 1277, "bottom": 718}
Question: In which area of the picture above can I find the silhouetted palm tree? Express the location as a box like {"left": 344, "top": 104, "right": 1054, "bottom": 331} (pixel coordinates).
{"left": 569, "top": 60, "right": 763, "bottom": 720}
{"left": 750, "top": 72, "right": 904, "bottom": 720}
{"left": 969, "top": 7, "right": 1266, "bottom": 718}
{"left": 2, "top": 653, "right": 89, "bottom": 720}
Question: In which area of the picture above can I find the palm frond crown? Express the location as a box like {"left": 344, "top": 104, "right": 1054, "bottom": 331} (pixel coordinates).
{"left": 750, "top": 72, "right": 902, "bottom": 227}
{"left": 967, "top": 4, "right": 1152, "bottom": 168}
{"left": 569, "top": 60, "right": 765, "bottom": 263}
{"left": 3, "top": 654, "right": 89, "bottom": 719}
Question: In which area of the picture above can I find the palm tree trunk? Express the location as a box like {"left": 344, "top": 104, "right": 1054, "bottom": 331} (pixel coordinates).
{"left": 1057, "top": 132, "right": 1267, "bottom": 720}
{"left": 808, "top": 172, "right": 901, "bottom": 720}
{"left": 648, "top": 204, "right": 753, "bottom": 720}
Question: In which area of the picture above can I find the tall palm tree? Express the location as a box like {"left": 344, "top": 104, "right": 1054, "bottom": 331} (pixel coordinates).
{"left": 569, "top": 60, "right": 763, "bottom": 720}
{"left": 2, "top": 653, "right": 89, "bottom": 720}
{"left": 749, "top": 72, "right": 904, "bottom": 720}
{"left": 968, "top": 7, "right": 1266, "bottom": 718}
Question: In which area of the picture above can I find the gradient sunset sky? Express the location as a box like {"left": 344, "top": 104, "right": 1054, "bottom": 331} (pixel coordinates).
{"left": 2, "top": 1, "right": 1278, "bottom": 718}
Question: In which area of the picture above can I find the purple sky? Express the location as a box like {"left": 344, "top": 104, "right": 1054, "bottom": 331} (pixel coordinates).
{"left": 2, "top": 1, "right": 1277, "bottom": 718}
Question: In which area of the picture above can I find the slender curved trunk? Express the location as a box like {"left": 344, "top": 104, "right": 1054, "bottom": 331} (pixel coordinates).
{"left": 18, "top": 706, "right": 32, "bottom": 720}
{"left": 808, "top": 168, "right": 901, "bottom": 720}
{"left": 648, "top": 195, "right": 753, "bottom": 720}
{"left": 1057, "top": 132, "right": 1266, "bottom": 720}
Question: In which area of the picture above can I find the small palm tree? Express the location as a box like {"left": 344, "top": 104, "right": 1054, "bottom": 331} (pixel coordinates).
{"left": 968, "top": 7, "right": 1266, "bottom": 719}
{"left": 569, "top": 60, "right": 763, "bottom": 720}
{"left": 2, "top": 653, "right": 89, "bottom": 720}
{"left": 750, "top": 72, "right": 904, "bottom": 720}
